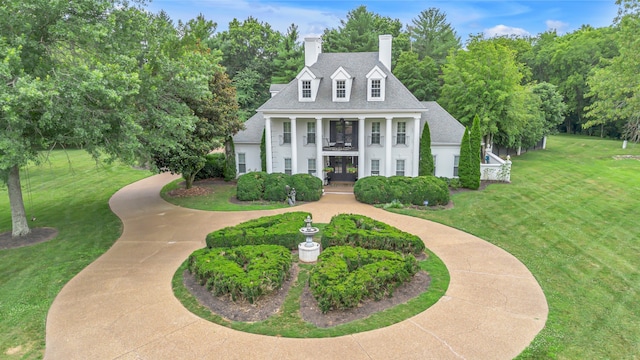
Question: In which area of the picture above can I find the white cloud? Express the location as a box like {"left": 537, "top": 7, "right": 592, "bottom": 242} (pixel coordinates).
{"left": 545, "top": 20, "right": 569, "bottom": 34}
{"left": 484, "top": 24, "right": 531, "bottom": 38}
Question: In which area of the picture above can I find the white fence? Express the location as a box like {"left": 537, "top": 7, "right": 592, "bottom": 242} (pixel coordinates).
{"left": 480, "top": 152, "right": 512, "bottom": 182}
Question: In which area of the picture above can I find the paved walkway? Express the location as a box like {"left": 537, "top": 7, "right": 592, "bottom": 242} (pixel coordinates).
{"left": 45, "top": 173, "right": 547, "bottom": 359}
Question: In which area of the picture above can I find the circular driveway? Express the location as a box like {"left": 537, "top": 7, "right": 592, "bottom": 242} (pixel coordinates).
{"left": 45, "top": 173, "right": 547, "bottom": 359}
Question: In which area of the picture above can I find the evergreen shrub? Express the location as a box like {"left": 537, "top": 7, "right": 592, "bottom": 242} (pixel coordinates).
{"left": 321, "top": 214, "right": 425, "bottom": 255}
{"left": 264, "top": 173, "right": 289, "bottom": 201}
{"left": 309, "top": 246, "right": 419, "bottom": 313}
{"left": 194, "top": 153, "right": 225, "bottom": 181}
{"left": 206, "top": 211, "right": 310, "bottom": 249}
{"left": 236, "top": 171, "right": 267, "bottom": 201}
{"left": 354, "top": 176, "right": 449, "bottom": 206}
{"left": 188, "top": 244, "right": 292, "bottom": 303}
{"left": 289, "top": 173, "right": 323, "bottom": 201}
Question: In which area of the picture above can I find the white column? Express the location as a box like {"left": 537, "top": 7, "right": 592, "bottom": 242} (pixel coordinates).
{"left": 413, "top": 116, "right": 421, "bottom": 176}
{"left": 385, "top": 116, "right": 393, "bottom": 176}
{"left": 290, "top": 117, "right": 298, "bottom": 174}
{"left": 316, "top": 117, "right": 323, "bottom": 181}
{"left": 358, "top": 116, "right": 365, "bottom": 179}
{"left": 265, "top": 116, "right": 273, "bottom": 173}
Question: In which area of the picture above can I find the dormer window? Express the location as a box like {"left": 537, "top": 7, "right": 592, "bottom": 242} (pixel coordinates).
{"left": 302, "top": 80, "right": 312, "bottom": 98}
{"left": 331, "top": 67, "right": 352, "bottom": 102}
{"left": 296, "top": 67, "right": 320, "bottom": 102}
{"left": 366, "top": 66, "right": 387, "bottom": 102}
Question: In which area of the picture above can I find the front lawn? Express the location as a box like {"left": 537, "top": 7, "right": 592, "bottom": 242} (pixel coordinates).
{"left": 392, "top": 135, "right": 640, "bottom": 359}
{"left": 0, "top": 151, "right": 151, "bottom": 359}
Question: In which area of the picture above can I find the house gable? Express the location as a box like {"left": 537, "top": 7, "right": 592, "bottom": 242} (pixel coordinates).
{"left": 330, "top": 66, "right": 353, "bottom": 102}
{"left": 296, "top": 67, "right": 320, "bottom": 102}
{"left": 366, "top": 66, "right": 387, "bottom": 102}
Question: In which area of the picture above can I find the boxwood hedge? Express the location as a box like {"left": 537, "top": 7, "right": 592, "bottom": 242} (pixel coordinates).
{"left": 206, "top": 211, "right": 310, "bottom": 250}
{"left": 236, "top": 172, "right": 323, "bottom": 202}
{"left": 354, "top": 175, "right": 449, "bottom": 206}
{"left": 188, "top": 244, "right": 292, "bottom": 304}
{"left": 194, "top": 153, "right": 226, "bottom": 181}
{"left": 309, "top": 246, "right": 419, "bottom": 313}
{"left": 321, "top": 214, "right": 425, "bottom": 255}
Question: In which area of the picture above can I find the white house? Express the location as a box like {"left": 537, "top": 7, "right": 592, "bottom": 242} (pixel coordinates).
{"left": 233, "top": 35, "right": 466, "bottom": 183}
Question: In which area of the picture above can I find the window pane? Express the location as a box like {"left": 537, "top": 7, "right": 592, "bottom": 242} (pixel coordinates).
{"left": 308, "top": 158, "right": 316, "bottom": 175}
{"left": 371, "top": 79, "right": 381, "bottom": 98}
{"left": 371, "top": 159, "right": 380, "bottom": 175}
{"left": 454, "top": 156, "right": 460, "bottom": 177}
{"left": 396, "top": 160, "right": 405, "bottom": 176}
{"left": 283, "top": 122, "right": 291, "bottom": 144}
{"left": 302, "top": 81, "right": 311, "bottom": 98}
{"left": 396, "top": 122, "right": 406, "bottom": 145}
{"left": 336, "top": 80, "right": 346, "bottom": 98}
{"left": 371, "top": 122, "right": 380, "bottom": 144}
{"left": 285, "top": 158, "right": 292, "bottom": 175}
{"left": 307, "top": 122, "right": 315, "bottom": 144}
{"left": 238, "top": 153, "right": 246, "bottom": 173}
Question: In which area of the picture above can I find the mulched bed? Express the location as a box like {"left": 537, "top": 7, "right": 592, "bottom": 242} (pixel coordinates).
{"left": 0, "top": 227, "right": 59, "bottom": 250}
{"left": 183, "top": 260, "right": 431, "bottom": 327}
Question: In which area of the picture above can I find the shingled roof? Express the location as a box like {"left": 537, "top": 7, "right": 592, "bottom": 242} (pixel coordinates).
{"left": 258, "top": 52, "right": 425, "bottom": 113}
{"left": 421, "top": 102, "right": 466, "bottom": 145}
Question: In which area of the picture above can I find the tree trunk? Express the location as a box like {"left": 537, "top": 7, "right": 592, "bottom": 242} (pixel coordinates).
{"left": 184, "top": 173, "right": 195, "bottom": 190}
{"left": 7, "top": 165, "right": 31, "bottom": 237}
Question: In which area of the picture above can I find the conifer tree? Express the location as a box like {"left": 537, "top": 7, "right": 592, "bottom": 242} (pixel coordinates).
{"left": 260, "top": 129, "right": 267, "bottom": 171}
{"left": 458, "top": 127, "right": 472, "bottom": 188}
{"left": 224, "top": 136, "right": 237, "bottom": 181}
{"left": 468, "top": 115, "right": 482, "bottom": 189}
{"left": 419, "top": 121, "right": 434, "bottom": 176}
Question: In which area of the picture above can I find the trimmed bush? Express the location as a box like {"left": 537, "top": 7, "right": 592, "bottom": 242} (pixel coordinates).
{"left": 354, "top": 175, "right": 449, "bottom": 206}
{"left": 236, "top": 171, "right": 267, "bottom": 201}
{"left": 321, "top": 214, "right": 425, "bottom": 255}
{"left": 309, "top": 246, "right": 419, "bottom": 313}
{"left": 188, "top": 244, "right": 292, "bottom": 303}
{"left": 194, "top": 153, "right": 225, "bottom": 181}
{"left": 206, "top": 211, "right": 310, "bottom": 249}
{"left": 289, "top": 174, "right": 323, "bottom": 201}
{"left": 264, "top": 173, "right": 289, "bottom": 201}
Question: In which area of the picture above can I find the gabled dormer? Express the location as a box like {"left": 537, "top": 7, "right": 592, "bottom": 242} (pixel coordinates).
{"left": 296, "top": 67, "right": 320, "bottom": 102}
{"left": 330, "top": 67, "right": 353, "bottom": 102}
{"left": 366, "top": 65, "right": 387, "bottom": 102}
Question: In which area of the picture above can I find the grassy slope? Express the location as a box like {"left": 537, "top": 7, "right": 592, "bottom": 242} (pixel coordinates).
{"left": 0, "top": 151, "right": 151, "bottom": 359}
{"left": 394, "top": 135, "right": 640, "bottom": 359}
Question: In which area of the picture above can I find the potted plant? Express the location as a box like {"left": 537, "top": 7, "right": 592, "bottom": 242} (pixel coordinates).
{"left": 323, "top": 166, "right": 334, "bottom": 172}
{"left": 346, "top": 166, "right": 357, "bottom": 174}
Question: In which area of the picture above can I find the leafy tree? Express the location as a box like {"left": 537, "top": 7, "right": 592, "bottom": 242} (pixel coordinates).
{"left": 418, "top": 121, "right": 434, "bottom": 176}
{"left": 531, "top": 82, "right": 566, "bottom": 136}
{"left": 440, "top": 36, "right": 526, "bottom": 147}
{"left": 458, "top": 127, "right": 473, "bottom": 188}
{"left": 271, "top": 24, "right": 304, "bottom": 84}
{"left": 233, "top": 68, "right": 265, "bottom": 121}
{"left": 585, "top": 14, "right": 639, "bottom": 140}
{"left": 408, "top": 8, "right": 461, "bottom": 65}
{"left": 393, "top": 51, "right": 439, "bottom": 101}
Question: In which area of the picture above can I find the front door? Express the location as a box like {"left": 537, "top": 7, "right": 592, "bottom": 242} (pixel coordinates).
{"left": 329, "top": 120, "right": 357, "bottom": 148}
{"left": 329, "top": 156, "right": 358, "bottom": 182}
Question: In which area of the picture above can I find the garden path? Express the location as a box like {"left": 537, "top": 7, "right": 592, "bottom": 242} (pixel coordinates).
{"left": 44, "top": 173, "right": 548, "bottom": 359}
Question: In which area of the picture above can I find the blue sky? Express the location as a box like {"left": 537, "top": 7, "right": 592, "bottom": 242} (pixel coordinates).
{"left": 146, "top": 0, "right": 619, "bottom": 42}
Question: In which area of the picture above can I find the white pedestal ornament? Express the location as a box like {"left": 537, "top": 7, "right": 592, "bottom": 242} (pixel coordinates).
{"left": 298, "top": 215, "right": 320, "bottom": 263}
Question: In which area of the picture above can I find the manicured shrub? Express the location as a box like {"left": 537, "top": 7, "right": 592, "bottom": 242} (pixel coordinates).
{"left": 223, "top": 137, "right": 236, "bottom": 181}
{"left": 264, "top": 173, "right": 289, "bottom": 201}
{"left": 354, "top": 175, "right": 449, "bottom": 206}
{"left": 195, "top": 153, "right": 226, "bottom": 181}
{"left": 321, "top": 214, "right": 425, "bottom": 255}
{"left": 206, "top": 211, "right": 310, "bottom": 250}
{"left": 289, "top": 173, "right": 323, "bottom": 201}
{"left": 309, "top": 246, "right": 419, "bottom": 313}
{"left": 236, "top": 172, "right": 267, "bottom": 201}
{"left": 188, "top": 244, "right": 292, "bottom": 303}
{"left": 419, "top": 121, "right": 434, "bottom": 176}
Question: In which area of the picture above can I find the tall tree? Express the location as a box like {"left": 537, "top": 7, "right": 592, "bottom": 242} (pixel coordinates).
{"left": 531, "top": 82, "right": 567, "bottom": 136}
{"left": 458, "top": 127, "right": 472, "bottom": 188}
{"left": 0, "top": 2, "right": 216, "bottom": 238}
{"left": 585, "top": 13, "right": 639, "bottom": 140}
{"left": 393, "top": 51, "right": 440, "bottom": 101}
{"left": 440, "top": 36, "right": 527, "bottom": 147}
{"left": 271, "top": 24, "right": 304, "bottom": 84}
{"left": 418, "top": 121, "right": 434, "bottom": 176}
{"left": 409, "top": 8, "right": 461, "bottom": 64}
{"left": 322, "top": 5, "right": 409, "bottom": 62}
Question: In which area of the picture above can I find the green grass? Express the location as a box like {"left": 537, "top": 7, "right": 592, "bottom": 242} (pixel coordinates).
{"left": 0, "top": 150, "right": 151, "bottom": 359}
{"left": 160, "top": 179, "right": 289, "bottom": 211}
{"left": 392, "top": 135, "right": 640, "bottom": 359}
{"left": 173, "top": 249, "right": 449, "bottom": 337}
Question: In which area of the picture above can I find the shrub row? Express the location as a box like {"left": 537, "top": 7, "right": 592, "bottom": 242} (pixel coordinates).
{"left": 194, "top": 153, "right": 226, "bottom": 181}
{"left": 321, "top": 214, "right": 425, "bottom": 255}
{"left": 236, "top": 172, "right": 323, "bottom": 202}
{"left": 188, "top": 245, "right": 292, "bottom": 304}
{"left": 354, "top": 175, "right": 449, "bottom": 206}
{"left": 206, "top": 211, "right": 310, "bottom": 250}
{"left": 309, "top": 246, "right": 419, "bottom": 313}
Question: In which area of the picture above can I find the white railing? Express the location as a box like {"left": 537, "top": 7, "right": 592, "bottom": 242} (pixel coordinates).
{"left": 480, "top": 153, "right": 512, "bottom": 182}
